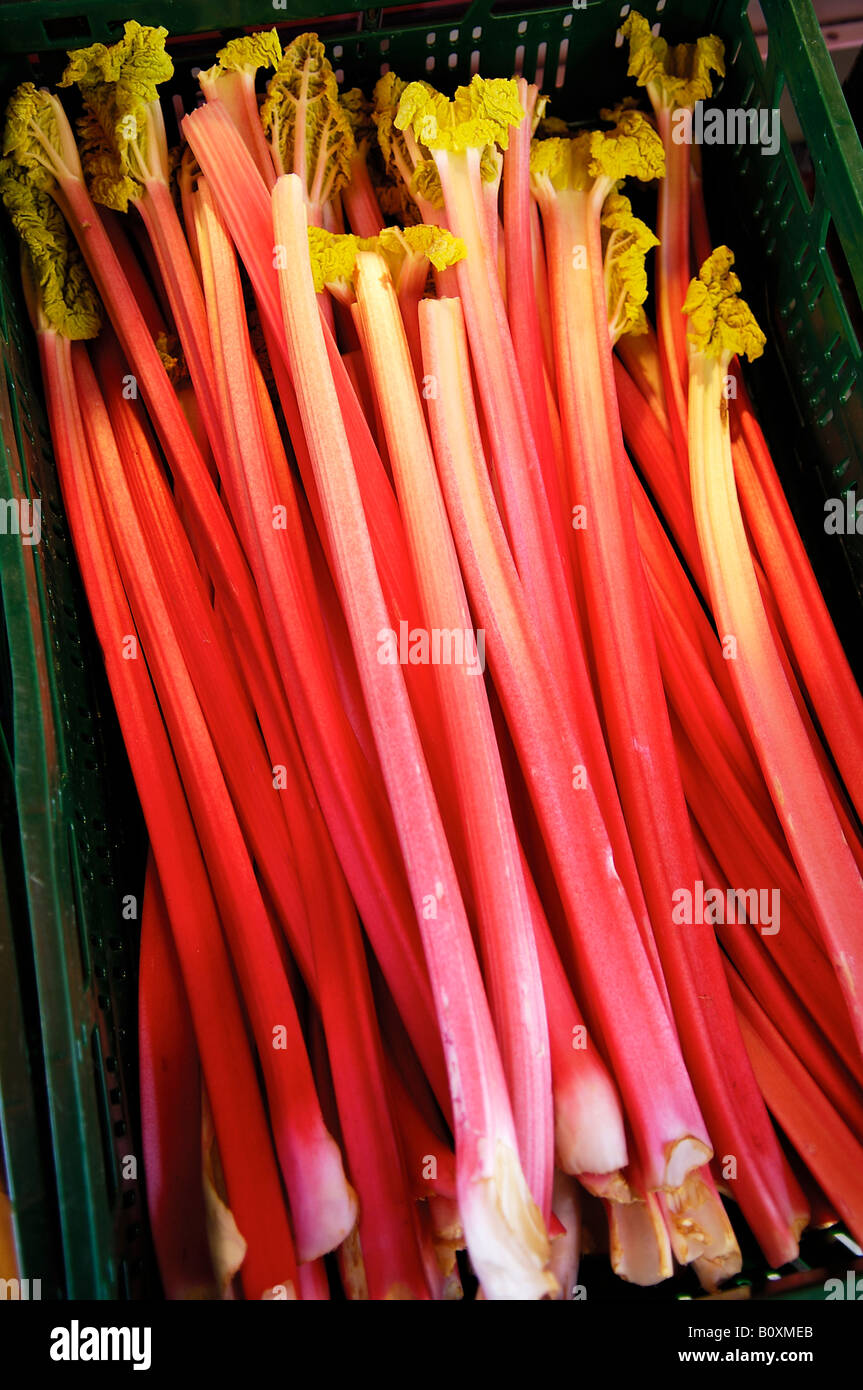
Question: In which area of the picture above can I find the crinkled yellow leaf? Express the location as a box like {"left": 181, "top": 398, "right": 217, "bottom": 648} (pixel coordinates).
{"left": 480, "top": 144, "right": 502, "bottom": 185}
{"left": 531, "top": 92, "right": 551, "bottom": 133}
{"left": 409, "top": 158, "right": 444, "bottom": 210}
{"left": 381, "top": 222, "right": 466, "bottom": 272}
{"left": 198, "top": 29, "right": 281, "bottom": 101}
{"left": 589, "top": 109, "right": 665, "bottom": 187}
{"left": 2, "top": 83, "right": 82, "bottom": 189}
{"left": 602, "top": 192, "right": 658, "bottom": 341}
{"left": 58, "top": 20, "right": 173, "bottom": 210}
{"left": 599, "top": 96, "right": 648, "bottom": 125}
{"left": 307, "top": 224, "right": 360, "bottom": 294}
{"left": 621, "top": 11, "right": 725, "bottom": 111}
{"left": 529, "top": 131, "right": 593, "bottom": 194}
{"left": 262, "top": 33, "right": 355, "bottom": 206}
{"left": 396, "top": 75, "right": 524, "bottom": 154}
{"left": 535, "top": 114, "right": 570, "bottom": 140}
{"left": 531, "top": 113, "right": 664, "bottom": 206}
{"left": 341, "top": 86, "right": 375, "bottom": 147}
{"left": 60, "top": 19, "right": 172, "bottom": 105}
{"left": 214, "top": 29, "right": 281, "bottom": 75}
{"left": 308, "top": 220, "right": 465, "bottom": 294}
{"left": 531, "top": 110, "right": 663, "bottom": 200}
{"left": 372, "top": 72, "right": 410, "bottom": 175}
{"left": 0, "top": 157, "right": 100, "bottom": 338}
{"left": 683, "top": 246, "right": 766, "bottom": 361}
{"left": 372, "top": 73, "right": 443, "bottom": 214}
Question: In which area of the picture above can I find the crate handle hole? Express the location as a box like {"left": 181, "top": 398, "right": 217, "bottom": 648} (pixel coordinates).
{"left": 555, "top": 39, "right": 569, "bottom": 89}
{"left": 42, "top": 15, "right": 91, "bottom": 41}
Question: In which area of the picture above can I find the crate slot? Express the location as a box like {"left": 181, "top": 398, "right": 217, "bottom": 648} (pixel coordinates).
{"left": 555, "top": 37, "right": 569, "bottom": 89}
{"left": 90, "top": 1028, "right": 117, "bottom": 1208}
{"left": 41, "top": 15, "right": 91, "bottom": 43}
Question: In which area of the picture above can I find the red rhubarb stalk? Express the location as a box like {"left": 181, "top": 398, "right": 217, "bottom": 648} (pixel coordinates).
{"left": 139, "top": 861, "right": 216, "bottom": 1300}
{"left": 533, "top": 133, "right": 808, "bottom": 1265}
{"left": 74, "top": 344, "right": 356, "bottom": 1262}
{"left": 420, "top": 293, "right": 711, "bottom": 1195}
{"left": 273, "top": 171, "right": 554, "bottom": 1300}
{"left": 353, "top": 243, "right": 554, "bottom": 1218}
{"left": 685, "top": 248, "right": 863, "bottom": 1059}
{"left": 37, "top": 317, "right": 296, "bottom": 1298}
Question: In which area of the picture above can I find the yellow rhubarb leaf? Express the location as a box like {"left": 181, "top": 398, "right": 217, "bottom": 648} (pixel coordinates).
{"left": 59, "top": 20, "right": 173, "bottom": 210}
{"left": 602, "top": 192, "right": 658, "bottom": 342}
{"left": 262, "top": 33, "right": 355, "bottom": 209}
{"left": 589, "top": 109, "right": 665, "bottom": 189}
{"left": 621, "top": 11, "right": 725, "bottom": 111}
{"left": 0, "top": 157, "right": 101, "bottom": 338}
{"left": 396, "top": 75, "right": 524, "bottom": 154}
{"left": 683, "top": 246, "right": 766, "bottom": 362}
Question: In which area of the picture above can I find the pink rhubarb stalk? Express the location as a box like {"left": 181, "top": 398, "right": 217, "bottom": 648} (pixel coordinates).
{"left": 273, "top": 171, "right": 554, "bottom": 1300}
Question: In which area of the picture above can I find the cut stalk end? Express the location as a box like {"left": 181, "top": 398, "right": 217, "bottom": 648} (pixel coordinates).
{"left": 464, "top": 1139, "right": 557, "bottom": 1301}
{"left": 664, "top": 1136, "right": 713, "bottom": 1191}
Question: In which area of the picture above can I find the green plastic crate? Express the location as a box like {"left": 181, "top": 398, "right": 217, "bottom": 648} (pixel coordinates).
{"left": 0, "top": 187, "right": 149, "bottom": 1297}
{"left": 0, "top": 0, "right": 861, "bottom": 1300}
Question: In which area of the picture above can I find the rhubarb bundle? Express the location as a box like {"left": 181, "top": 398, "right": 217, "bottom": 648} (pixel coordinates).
{"left": 2, "top": 13, "right": 862, "bottom": 1301}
